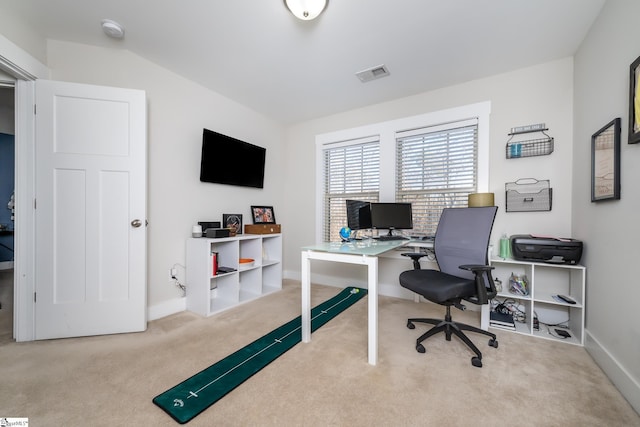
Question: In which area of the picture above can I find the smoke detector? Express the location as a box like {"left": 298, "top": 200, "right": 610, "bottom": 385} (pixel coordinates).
{"left": 101, "top": 19, "right": 125, "bottom": 39}
{"left": 355, "top": 64, "right": 390, "bottom": 83}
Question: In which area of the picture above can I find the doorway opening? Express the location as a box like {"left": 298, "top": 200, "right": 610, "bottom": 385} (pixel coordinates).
{"left": 0, "top": 84, "right": 15, "bottom": 344}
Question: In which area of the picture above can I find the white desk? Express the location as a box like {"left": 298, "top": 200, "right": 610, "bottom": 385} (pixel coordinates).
{"left": 300, "top": 239, "right": 411, "bottom": 365}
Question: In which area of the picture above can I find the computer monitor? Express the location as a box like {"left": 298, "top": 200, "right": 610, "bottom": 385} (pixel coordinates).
{"left": 370, "top": 202, "right": 413, "bottom": 236}
{"left": 346, "top": 200, "right": 372, "bottom": 231}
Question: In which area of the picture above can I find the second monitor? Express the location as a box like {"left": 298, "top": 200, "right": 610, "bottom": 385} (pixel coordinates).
{"left": 346, "top": 199, "right": 372, "bottom": 231}
{"left": 370, "top": 202, "right": 413, "bottom": 237}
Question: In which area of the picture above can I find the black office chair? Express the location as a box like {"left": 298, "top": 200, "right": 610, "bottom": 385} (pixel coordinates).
{"left": 399, "top": 206, "right": 499, "bottom": 367}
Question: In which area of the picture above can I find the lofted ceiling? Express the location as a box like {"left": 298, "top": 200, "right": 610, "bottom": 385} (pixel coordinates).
{"left": 1, "top": 0, "right": 606, "bottom": 125}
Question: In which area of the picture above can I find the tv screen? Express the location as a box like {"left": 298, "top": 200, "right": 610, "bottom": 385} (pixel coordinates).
{"left": 199, "top": 128, "right": 266, "bottom": 188}
{"left": 346, "top": 200, "right": 372, "bottom": 230}
{"left": 370, "top": 202, "right": 413, "bottom": 233}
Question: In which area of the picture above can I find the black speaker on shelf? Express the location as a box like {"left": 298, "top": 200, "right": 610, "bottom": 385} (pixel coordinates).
{"left": 198, "top": 221, "right": 221, "bottom": 233}
{"left": 205, "top": 228, "right": 230, "bottom": 238}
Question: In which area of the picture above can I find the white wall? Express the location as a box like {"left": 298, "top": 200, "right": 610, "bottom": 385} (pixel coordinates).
{"left": 45, "top": 40, "right": 286, "bottom": 315}
{"left": 572, "top": 0, "right": 640, "bottom": 413}
{"left": 0, "top": 8, "right": 47, "bottom": 65}
{"left": 283, "top": 58, "right": 575, "bottom": 285}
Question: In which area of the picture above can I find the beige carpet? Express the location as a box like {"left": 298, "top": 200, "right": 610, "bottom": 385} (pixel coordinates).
{"left": 1, "top": 279, "right": 638, "bottom": 426}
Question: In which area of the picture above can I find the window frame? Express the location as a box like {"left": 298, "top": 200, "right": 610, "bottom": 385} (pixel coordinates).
{"left": 315, "top": 102, "right": 491, "bottom": 242}
{"left": 396, "top": 119, "right": 479, "bottom": 235}
{"left": 321, "top": 137, "right": 381, "bottom": 242}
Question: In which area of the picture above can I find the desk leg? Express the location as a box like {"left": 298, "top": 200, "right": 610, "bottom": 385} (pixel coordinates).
{"left": 301, "top": 251, "right": 311, "bottom": 343}
{"left": 367, "top": 257, "right": 378, "bottom": 366}
{"left": 480, "top": 303, "right": 489, "bottom": 331}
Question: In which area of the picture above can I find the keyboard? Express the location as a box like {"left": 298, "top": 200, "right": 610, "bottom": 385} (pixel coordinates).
{"left": 407, "top": 235, "right": 435, "bottom": 242}
{"left": 375, "top": 235, "right": 409, "bottom": 241}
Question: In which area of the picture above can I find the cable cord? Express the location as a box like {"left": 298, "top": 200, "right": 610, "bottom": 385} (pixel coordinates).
{"left": 545, "top": 324, "right": 570, "bottom": 339}
{"left": 533, "top": 310, "right": 570, "bottom": 338}
{"left": 490, "top": 297, "right": 526, "bottom": 323}
{"left": 171, "top": 263, "right": 187, "bottom": 296}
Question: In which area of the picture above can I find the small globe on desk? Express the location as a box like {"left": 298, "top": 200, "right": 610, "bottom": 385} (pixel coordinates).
{"left": 339, "top": 227, "right": 352, "bottom": 241}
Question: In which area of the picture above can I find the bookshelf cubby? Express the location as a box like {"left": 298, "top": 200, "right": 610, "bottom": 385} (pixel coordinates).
{"left": 483, "top": 258, "right": 585, "bottom": 345}
{"left": 186, "top": 234, "right": 282, "bottom": 317}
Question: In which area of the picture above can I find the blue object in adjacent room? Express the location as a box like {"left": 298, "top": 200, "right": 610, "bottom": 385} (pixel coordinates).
{"left": 0, "top": 132, "right": 15, "bottom": 262}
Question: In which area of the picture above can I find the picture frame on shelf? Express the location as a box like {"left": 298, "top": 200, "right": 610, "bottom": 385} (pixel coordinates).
{"left": 591, "top": 118, "right": 621, "bottom": 202}
{"left": 251, "top": 206, "right": 276, "bottom": 224}
{"left": 223, "top": 214, "right": 243, "bottom": 235}
{"left": 629, "top": 54, "right": 640, "bottom": 144}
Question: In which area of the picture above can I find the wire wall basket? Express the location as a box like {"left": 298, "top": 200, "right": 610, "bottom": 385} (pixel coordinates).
{"left": 505, "top": 178, "right": 552, "bottom": 212}
{"left": 505, "top": 137, "right": 554, "bottom": 158}
{"left": 505, "top": 124, "right": 554, "bottom": 159}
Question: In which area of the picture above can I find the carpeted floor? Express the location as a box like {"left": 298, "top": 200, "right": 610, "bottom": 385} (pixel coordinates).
{"left": 1, "top": 279, "right": 638, "bottom": 426}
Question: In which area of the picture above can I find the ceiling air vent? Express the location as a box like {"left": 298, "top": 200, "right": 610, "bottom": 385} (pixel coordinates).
{"left": 355, "top": 64, "right": 390, "bottom": 83}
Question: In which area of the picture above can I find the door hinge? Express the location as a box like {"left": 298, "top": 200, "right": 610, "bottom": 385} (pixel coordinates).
{"left": 34, "top": 104, "right": 36, "bottom": 115}
{"left": 34, "top": 198, "right": 36, "bottom": 209}
{"left": 34, "top": 292, "right": 36, "bottom": 303}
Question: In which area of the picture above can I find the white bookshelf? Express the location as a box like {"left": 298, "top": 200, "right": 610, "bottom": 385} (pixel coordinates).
{"left": 186, "top": 234, "right": 282, "bottom": 317}
{"left": 483, "top": 258, "right": 586, "bottom": 346}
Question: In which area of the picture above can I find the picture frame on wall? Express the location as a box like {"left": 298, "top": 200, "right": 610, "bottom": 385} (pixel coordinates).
{"left": 591, "top": 118, "right": 621, "bottom": 202}
{"left": 629, "top": 54, "right": 640, "bottom": 144}
{"left": 223, "top": 214, "right": 243, "bottom": 235}
{"left": 251, "top": 206, "right": 276, "bottom": 224}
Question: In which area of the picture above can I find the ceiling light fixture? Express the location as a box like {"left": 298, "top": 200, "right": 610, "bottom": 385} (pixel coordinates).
{"left": 284, "top": 0, "right": 328, "bottom": 20}
{"left": 101, "top": 19, "right": 125, "bottom": 39}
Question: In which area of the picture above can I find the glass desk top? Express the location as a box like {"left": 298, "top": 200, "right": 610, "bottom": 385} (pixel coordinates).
{"left": 302, "top": 239, "right": 410, "bottom": 256}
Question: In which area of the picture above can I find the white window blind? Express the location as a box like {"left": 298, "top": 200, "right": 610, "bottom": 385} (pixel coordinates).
{"left": 323, "top": 139, "right": 380, "bottom": 241}
{"left": 396, "top": 121, "right": 478, "bottom": 235}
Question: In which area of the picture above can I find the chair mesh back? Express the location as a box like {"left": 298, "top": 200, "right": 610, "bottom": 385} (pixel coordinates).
{"left": 434, "top": 207, "right": 498, "bottom": 280}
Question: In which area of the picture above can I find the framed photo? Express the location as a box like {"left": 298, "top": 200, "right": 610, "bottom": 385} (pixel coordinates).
{"left": 629, "top": 54, "right": 640, "bottom": 144}
{"left": 223, "top": 214, "right": 243, "bottom": 235}
{"left": 591, "top": 118, "right": 621, "bottom": 202}
{"left": 251, "top": 206, "right": 276, "bottom": 224}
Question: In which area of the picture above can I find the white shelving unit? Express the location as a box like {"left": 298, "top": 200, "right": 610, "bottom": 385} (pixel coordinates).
{"left": 482, "top": 258, "right": 586, "bottom": 346}
{"left": 186, "top": 234, "right": 282, "bottom": 317}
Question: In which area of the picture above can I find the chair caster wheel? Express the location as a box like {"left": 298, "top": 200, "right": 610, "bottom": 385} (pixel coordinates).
{"left": 489, "top": 338, "right": 498, "bottom": 348}
{"left": 416, "top": 343, "right": 426, "bottom": 353}
{"left": 471, "top": 357, "right": 482, "bottom": 368}
{"left": 407, "top": 321, "right": 415, "bottom": 329}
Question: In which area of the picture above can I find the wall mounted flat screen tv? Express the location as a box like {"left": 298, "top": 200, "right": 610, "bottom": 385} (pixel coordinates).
{"left": 200, "top": 128, "right": 266, "bottom": 188}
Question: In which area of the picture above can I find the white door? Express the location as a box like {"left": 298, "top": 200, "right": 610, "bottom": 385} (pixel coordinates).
{"left": 34, "top": 80, "right": 147, "bottom": 339}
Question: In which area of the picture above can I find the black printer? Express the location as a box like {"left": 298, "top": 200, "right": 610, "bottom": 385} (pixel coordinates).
{"left": 510, "top": 234, "right": 583, "bottom": 265}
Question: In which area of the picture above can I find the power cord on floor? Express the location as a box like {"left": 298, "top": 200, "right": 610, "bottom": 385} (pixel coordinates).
{"left": 171, "top": 263, "right": 186, "bottom": 296}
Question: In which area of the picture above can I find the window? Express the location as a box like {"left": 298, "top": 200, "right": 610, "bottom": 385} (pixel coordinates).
{"left": 396, "top": 119, "right": 478, "bottom": 235}
{"left": 316, "top": 102, "right": 490, "bottom": 242}
{"left": 322, "top": 138, "right": 379, "bottom": 241}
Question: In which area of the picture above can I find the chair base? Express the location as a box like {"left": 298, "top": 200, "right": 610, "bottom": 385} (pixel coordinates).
{"left": 407, "top": 306, "right": 498, "bottom": 367}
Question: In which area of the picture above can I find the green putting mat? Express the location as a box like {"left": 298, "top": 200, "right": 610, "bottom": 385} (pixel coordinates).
{"left": 153, "top": 286, "right": 367, "bottom": 424}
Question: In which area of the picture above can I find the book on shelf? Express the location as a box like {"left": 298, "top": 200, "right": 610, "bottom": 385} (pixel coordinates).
{"left": 490, "top": 311, "right": 516, "bottom": 329}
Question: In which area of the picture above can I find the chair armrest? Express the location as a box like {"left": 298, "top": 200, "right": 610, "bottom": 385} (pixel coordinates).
{"left": 459, "top": 264, "right": 497, "bottom": 305}
{"left": 401, "top": 252, "right": 427, "bottom": 270}
{"left": 459, "top": 264, "right": 493, "bottom": 272}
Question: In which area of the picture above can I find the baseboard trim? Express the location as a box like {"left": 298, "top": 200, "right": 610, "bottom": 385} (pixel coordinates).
{"left": 585, "top": 329, "right": 640, "bottom": 415}
{"left": 148, "top": 296, "right": 186, "bottom": 321}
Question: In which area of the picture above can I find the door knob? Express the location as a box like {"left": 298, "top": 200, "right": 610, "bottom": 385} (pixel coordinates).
{"left": 131, "top": 219, "right": 142, "bottom": 228}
